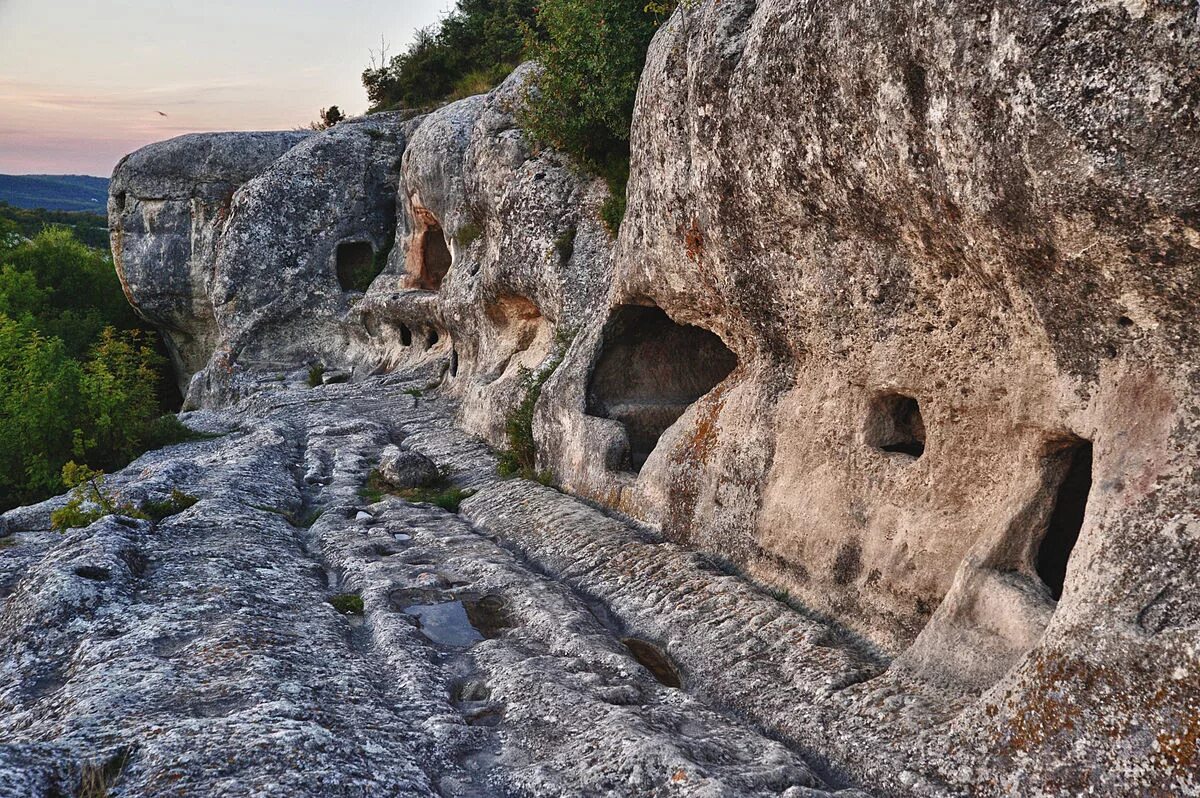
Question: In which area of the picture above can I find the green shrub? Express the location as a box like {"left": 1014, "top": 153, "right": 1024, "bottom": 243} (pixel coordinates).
{"left": 521, "top": 0, "right": 673, "bottom": 233}
{"left": 0, "top": 227, "right": 179, "bottom": 513}
{"left": 143, "top": 414, "right": 218, "bottom": 449}
{"left": 362, "top": 0, "right": 540, "bottom": 111}
{"left": 308, "top": 364, "right": 326, "bottom": 388}
{"left": 360, "top": 468, "right": 475, "bottom": 512}
{"left": 497, "top": 330, "right": 572, "bottom": 481}
{"left": 140, "top": 488, "right": 198, "bottom": 521}
{"left": 329, "top": 593, "right": 364, "bottom": 616}
{"left": 50, "top": 463, "right": 144, "bottom": 532}
{"left": 74, "top": 327, "right": 167, "bottom": 470}
{"left": 400, "top": 485, "right": 476, "bottom": 512}
{"left": 456, "top": 220, "right": 483, "bottom": 247}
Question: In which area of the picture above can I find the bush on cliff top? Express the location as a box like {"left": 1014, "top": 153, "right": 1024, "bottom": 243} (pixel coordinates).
{"left": 521, "top": 0, "right": 674, "bottom": 232}
{"left": 363, "top": 0, "right": 679, "bottom": 232}
{"left": 363, "top": 0, "right": 540, "bottom": 110}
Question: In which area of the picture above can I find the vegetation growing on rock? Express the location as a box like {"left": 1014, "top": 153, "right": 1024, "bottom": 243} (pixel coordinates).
{"left": 363, "top": 0, "right": 678, "bottom": 231}
{"left": 362, "top": 0, "right": 540, "bottom": 110}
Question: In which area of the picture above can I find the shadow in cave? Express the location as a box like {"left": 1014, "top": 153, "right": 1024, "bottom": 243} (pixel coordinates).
{"left": 586, "top": 305, "right": 736, "bottom": 472}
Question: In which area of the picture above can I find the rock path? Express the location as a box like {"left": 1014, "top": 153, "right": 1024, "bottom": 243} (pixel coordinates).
{"left": 0, "top": 375, "right": 952, "bottom": 797}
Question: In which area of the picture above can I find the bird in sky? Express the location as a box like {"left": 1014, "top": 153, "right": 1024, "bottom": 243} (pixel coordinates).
{"left": 157, "top": 111, "right": 168, "bottom": 117}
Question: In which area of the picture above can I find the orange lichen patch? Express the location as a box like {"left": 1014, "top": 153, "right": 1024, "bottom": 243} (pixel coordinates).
{"left": 671, "top": 768, "right": 688, "bottom": 783}
{"left": 996, "top": 647, "right": 1200, "bottom": 791}
{"left": 684, "top": 219, "right": 704, "bottom": 262}
{"left": 1155, "top": 713, "right": 1199, "bottom": 773}
{"left": 681, "top": 377, "right": 732, "bottom": 466}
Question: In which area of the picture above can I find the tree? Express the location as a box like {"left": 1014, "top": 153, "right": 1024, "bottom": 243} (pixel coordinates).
{"left": 75, "top": 327, "right": 166, "bottom": 469}
{"left": 0, "top": 316, "right": 85, "bottom": 507}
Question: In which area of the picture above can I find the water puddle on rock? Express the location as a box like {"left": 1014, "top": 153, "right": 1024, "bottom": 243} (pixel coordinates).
{"left": 622, "top": 637, "right": 682, "bottom": 688}
{"left": 392, "top": 588, "right": 513, "bottom": 648}
{"left": 406, "top": 601, "right": 484, "bottom": 647}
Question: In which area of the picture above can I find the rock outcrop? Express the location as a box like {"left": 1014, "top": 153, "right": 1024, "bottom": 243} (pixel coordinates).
{"left": 109, "top": 131, "right": 312, "bottom": 383}
{"left": 27, "top": 2, "right": 1198, "bottom": 795}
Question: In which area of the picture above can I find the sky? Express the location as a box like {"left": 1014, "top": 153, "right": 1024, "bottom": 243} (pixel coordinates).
{"left": 0, "top": 0, "right": 451, "bottom": 176}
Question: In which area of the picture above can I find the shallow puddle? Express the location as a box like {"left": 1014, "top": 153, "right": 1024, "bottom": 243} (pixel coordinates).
{"left": 463, "top": 594, "right": 513, "bottom": 638}
{"left": 405, "top": 601, "right": 484, "bottom": 647}
{"left": 622, "top": 637, "right": 682, "bottom": 688}
{"left": 393, "top": 587, "right": 514, "bottom": 648}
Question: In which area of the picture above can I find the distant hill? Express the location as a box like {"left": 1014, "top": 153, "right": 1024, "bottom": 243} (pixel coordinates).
{"left": 0, "top": 174, "right": 110, "bottom": 213}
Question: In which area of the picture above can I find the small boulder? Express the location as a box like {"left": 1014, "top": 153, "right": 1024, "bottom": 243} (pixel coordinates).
{"left": 378, "top": 445, "right": 439, "bottom": 489}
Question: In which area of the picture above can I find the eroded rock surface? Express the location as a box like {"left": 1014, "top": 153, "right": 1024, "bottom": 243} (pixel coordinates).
{"left": 0, "top": 379, "right": 859, "bottom": 798}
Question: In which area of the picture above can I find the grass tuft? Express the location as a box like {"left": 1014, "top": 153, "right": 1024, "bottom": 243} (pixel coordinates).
{"left": 329, "top": 593, "right": 364, "bottom": 616}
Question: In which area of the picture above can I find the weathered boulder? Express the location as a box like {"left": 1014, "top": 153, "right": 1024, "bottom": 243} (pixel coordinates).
{"left": 377, "top": 444, "right": 439, "bottom": 489}
{"left": 356, "top": 64, "right": 613, "bottom": 447}
{"left": 109, "top": 131, "right": 312, "bottom": 384}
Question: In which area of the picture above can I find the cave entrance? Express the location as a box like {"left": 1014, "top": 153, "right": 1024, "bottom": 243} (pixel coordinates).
{"left": 415, "top": 223, "right": 452, "bottom": 291}
{"left": 865, "top": 393, "right": 926, "bottom": 458}
{"left": 586, "top": 305, "right": 737, "bottom": 473}
{"left": 1036, "top": 440, "right": 1093, "bottom": 601}
{"left": 336, "top": 241, "right": 377, "bottom": 292}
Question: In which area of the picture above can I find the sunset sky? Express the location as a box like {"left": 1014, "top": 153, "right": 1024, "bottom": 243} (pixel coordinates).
{"left": 0, "top": 0, "right": 450, "bottom": 176}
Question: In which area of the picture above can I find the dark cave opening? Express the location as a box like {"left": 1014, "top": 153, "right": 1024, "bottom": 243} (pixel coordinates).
{"left": 399, "top": 323, "right": 412, "bottom": 347}
{"left": 416, "top": 224, "right": 452, "bottom": 291}
{"left": 866, "top": 393, "right": 926, "bottom": 458}
{"left": 586, "top": 305, "right": 737, "bottom": 473}
{"left": 336, "top": 241, "right": 377, "bottom": 292}
{"left": 1036, "top": 440, "right": 1093, "bottom": 601}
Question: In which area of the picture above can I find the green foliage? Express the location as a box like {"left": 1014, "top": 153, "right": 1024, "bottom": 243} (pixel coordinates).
{"left": 329, "top": 593, "right": 365, "bottom": 616}
{"left": 312, "top": 106, "right": 345, "bottom": 130}
{"left": 521, "top": 0, "right": 672, "bottom": 233}
{"left": 403, "top": 388, "right": 423, "bottom": 398}
{"left": 50, "top": 463, "right": 197, "bottom": 530}
{"left": 497, "top": 331, "right": 572, "bottom": 481}
{"left": 599, "top": 192, "right": 627, "bottom": 237}
{"left": 75, "top": 328, "right": 166, "bottom": 470}
{"left": 0, "top": 227, "right": 137, "bottom": 357}
{"left": 140, "top": 488, "right": 198, "bottom": 521}
{"left": 456, "top": 220, "right": 483, "bottom": 247}
{"left": 143, "top": 414, "right": 217, "bottom": 450}
{"left": 358, "top": 470, "right": 386, "bottom": 504}
{"left": 0, "top": 227, "right": 180, "bottom": 512}
{"left": 400, "top": 485, "right": 476, "bottom": 512}
{"left": 0, "top": 318, "right": 85, "bottom": 502}
{"left": 362, "top": 0, "right": 540, "bottom": 111}
{"left": 50, "top": 463, "right": 144, "bottom": 531}
{"left": 360, "top": 468, "right": 476, "bottom": 513}
{"left": 0, "top": 202, "right": 109, "bottom": 249}
{"left": 308, "top": 364, "right": 326, "bottom": 388}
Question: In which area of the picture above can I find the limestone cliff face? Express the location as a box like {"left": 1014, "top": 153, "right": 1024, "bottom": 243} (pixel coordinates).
{"left": 102, "top": 5, "right": 1200, "bottom": 794}
{"left": 537, "top": 1, "right": 1200, "bottom": 792}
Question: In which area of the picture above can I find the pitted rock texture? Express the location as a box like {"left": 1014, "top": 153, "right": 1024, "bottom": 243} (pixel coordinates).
{"left": 529, "top": 3, "right": 1200, "bottom": 792}
{"left": 109, "top": 131, "right": 312, "bottom": 383}
{"left": 0, "top": 379, "right": 858, "bottom": 798}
